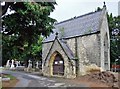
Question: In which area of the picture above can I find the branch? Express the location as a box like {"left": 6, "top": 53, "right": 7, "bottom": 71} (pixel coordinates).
{"left": 2, "top": 2, "right": 13, "bottom": 16}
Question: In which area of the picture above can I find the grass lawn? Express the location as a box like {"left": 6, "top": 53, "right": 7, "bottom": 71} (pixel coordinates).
{"left": 2, "top": 74, "right": 19, "bottom": 88}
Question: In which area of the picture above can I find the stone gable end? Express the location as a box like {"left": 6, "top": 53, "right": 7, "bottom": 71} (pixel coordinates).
{"left": 42, "top": 39, "right": 76, "bottom": 78}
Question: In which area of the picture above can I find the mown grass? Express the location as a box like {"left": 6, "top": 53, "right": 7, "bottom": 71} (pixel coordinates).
{"left": 2, "top": 74, "right": 18, "bottom": 88}
{"left": 3, "top": 74, "right": 16, "bottom": 80}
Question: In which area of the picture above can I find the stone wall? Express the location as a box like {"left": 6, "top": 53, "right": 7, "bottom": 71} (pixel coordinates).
{"left": 42, "top": 42, "right": 53, "bottom": 62}
{"left": 62, "top": 33, "right": 101, "bottom": 76}
{"left": 42, "top": 39, "right": 76, "bottom": 78}
{"left": 66, "top": 38, "right": 76, "bottom": 56}
{"left": 76, "top": 33, "right": 101, "bottom": 75}
{"left": 42, "top": 9, "right": 110, "bottom": 76}
{"left": 100, "top": 8, "right": 110, "bottom": 71}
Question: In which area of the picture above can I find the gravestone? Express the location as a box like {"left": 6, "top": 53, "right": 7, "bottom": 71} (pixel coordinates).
{"left": 15, "top": 61, "right": 19, "bottom": 67}
{"left": 36, "top": 61, "right": 39, "bottom": 69}
{"left": 6, "top": 60, "right": 10, "bottom": 68}
{"left": 10, "top": 59, "right": 15, "bottom": 69}
{"left": 27, "top": 60, "right": 32, "bottom": 72}
{"left": 18, "top": 61, "right": 21, "bottom": 66}
{"left": 16, "top": 61, "right": 25, "bottom": 71}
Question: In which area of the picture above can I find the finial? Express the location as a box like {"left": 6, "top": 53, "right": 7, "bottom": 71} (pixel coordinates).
{"left": 104, "top": 1, "right": 105, "bottom": 5}
{"left": 55, "top": 32, "right": 58, "bottom": 38}
{"left": 103, "top": 1, "right": 106, "bottom": 7}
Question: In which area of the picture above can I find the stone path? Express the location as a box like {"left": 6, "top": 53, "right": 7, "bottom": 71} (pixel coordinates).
{"left": 2, "top": 70, "right": 89, "bottom": 88}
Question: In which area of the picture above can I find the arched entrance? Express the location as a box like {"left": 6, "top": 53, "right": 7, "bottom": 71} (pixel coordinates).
{"left": 49, "top": 51, "right": 64, "bottom": 76}
{"left": 53, "top": 54, "right": 64, "bottom": 75}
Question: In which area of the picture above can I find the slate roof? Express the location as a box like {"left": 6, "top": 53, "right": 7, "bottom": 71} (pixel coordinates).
{"left": 43, "top": 38, "right": 75, "bottom": 65}
{"left": 43, "top": 10, "right": 103, "bottom": 43}
{"left": 58, "top": 39, "right": 75, "bottom": 59}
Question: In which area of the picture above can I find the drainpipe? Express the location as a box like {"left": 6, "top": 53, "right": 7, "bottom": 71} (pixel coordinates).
{"left": 75, "top": 38, "right": 79, "bottom": 77}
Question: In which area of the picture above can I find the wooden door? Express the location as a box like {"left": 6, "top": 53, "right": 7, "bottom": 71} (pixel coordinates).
{"left": 53, "top": 54, "right": 64, "bottom": 75}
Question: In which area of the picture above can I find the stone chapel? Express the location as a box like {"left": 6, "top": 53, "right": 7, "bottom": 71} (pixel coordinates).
{"left": 42, "top": 5, "right": 110, "bottom": 78}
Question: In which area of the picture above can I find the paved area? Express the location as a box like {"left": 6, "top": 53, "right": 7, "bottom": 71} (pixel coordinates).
{"left": 2, "top": 70, "right": 89, "bottom": 88}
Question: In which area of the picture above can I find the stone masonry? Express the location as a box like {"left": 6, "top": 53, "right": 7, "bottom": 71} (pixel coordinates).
{"left": 42, "top": 5, "right": 110, "bottom": 78}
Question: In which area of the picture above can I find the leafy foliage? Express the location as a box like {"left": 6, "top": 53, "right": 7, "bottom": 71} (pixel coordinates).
{"left": 2, "top": 2, "right": 56, "bottom": 65}
{"left": 107, "top": 14, "right": 120, "bottom": 64}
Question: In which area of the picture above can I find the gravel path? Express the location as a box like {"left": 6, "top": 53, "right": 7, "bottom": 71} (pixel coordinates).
{"left": 2, "top": 70, "right": 89, "bottom": 88}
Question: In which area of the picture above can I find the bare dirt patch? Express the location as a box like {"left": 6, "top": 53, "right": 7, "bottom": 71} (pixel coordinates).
{"left": 2, "top": 79, "right": 19, "bottom": 88}
{"left": 46, "top": 71, "right": 119, "bottom": 88}
{"left": 73, "top": 71, "right": 119, "bottom": 88}
{"left": 1, "top": 74, "right": 19, "bottom": 88}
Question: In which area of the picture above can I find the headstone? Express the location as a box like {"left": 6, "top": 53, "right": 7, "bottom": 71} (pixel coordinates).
{"left": 28, "top": 60, "right": 32, "bottom": 67}
{"left": 18, "top": 61, "right": 21, "bottom": 66}
{"left": 16, "top": 61, "right": 19, "bottom": 67}
{"left": 10, "top": 59, "right": 15, "bottom": 69}
{"left": 36, "top": 61, "right": 39, "bottom": 69}
{"left": 6, "top": 60, "right": 10, "bottom": 68}
{"left": 27, "top": 60, "right": 32, "bottom": 72}
{"left": 16, "top": 61, "right": 25, "bottom": 71}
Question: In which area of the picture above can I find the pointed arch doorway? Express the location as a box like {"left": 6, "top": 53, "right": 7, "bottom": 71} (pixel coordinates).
{"left": 49, "top": 51, "right": 64, "bottom": 76}
{"left": 53, "top": 54, "right": 64, "bottom": 75}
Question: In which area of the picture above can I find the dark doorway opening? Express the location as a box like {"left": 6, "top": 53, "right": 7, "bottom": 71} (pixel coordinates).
{"left": 53, "top": 54, "right": 64, "bottom": 76}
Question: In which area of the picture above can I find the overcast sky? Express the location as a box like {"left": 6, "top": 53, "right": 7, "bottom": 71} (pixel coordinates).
{"left": 50, "top": 0, "right": 119, "bottom": 22}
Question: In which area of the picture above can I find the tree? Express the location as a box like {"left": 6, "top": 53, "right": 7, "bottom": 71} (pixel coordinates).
{"left": 107, "top": 14, "right": 120, "bottom": 64}
{"left": 1, "top": 1, "right": 57, "bottom": 65}
{"left": 2, "top": 2, "right": 56, "bottom": 45}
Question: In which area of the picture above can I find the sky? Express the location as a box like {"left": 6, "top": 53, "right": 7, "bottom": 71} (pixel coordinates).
{"left": 50, "top": 0, "right": 120, "bottom": 22}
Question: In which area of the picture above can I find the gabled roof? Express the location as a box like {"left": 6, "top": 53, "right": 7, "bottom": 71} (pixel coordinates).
{"left": 43, "top": 37, "right": 75, "bottom": 66}
{"left": 58, "top": 39, "right": 75, "bottom": 60}
{"left": 44, "top": 37, "right": 76, "bottom": 65}
{"left": 43, "top": 9, "right": 103, "bottom": 43}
